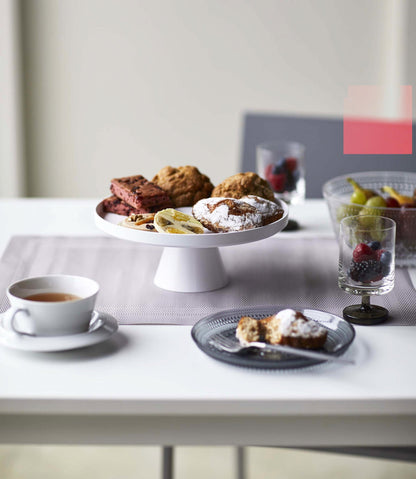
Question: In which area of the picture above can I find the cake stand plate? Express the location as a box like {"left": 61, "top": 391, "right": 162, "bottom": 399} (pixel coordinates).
{"left": 95, "top": 201, "right": 289, "bottom": 292}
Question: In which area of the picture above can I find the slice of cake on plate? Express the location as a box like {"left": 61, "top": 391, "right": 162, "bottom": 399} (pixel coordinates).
{"left": 236, "top": 308, "right": 327, "bottom": 350}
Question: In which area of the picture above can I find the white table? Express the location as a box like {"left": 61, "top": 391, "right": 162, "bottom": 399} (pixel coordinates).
{"left": 1, "top": 199, "right": 416, "bottom": 448}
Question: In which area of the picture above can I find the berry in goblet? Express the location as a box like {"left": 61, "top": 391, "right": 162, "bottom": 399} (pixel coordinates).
{"left": 338, "top": 215, "right": 396, "bottom": 325}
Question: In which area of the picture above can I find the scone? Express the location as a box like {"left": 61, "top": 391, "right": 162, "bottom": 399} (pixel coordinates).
{"left": 192, "top": 197, "right": 263, "bottom": 232}
{"left": 263, "top": 309, "right": 328, "bottom": 349}
{"left": 211, "top": 172, "right": 275, "bottom": 202}
{"left": 152, "top": 166, "right": 214, "bottom": 207}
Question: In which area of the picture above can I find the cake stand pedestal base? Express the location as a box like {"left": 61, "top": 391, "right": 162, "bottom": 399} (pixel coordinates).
{"left": 153, "top": 247, "right": 229, "bottom": 292}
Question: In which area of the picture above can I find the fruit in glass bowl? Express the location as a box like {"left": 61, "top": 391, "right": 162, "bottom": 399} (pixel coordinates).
{"left": 322, "top": 171, "right": 416, "bottom": 267}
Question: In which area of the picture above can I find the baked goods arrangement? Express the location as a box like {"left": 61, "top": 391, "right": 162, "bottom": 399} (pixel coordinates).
{"left": 236, "top": 308, "right": 328, "bottom": 350}
{"left": 102, "top": 167, "right": 284, "bottom": 234}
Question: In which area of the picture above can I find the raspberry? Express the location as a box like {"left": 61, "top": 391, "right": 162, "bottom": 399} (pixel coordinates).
{"left": 284, "top": 157, "right": 298, "bottom": 172}
{"left": 269, "top": 173, "right": 286, "bottom": 193}
{"left": 352, "top": 243, "right": 376, "bottom": 262}
{"left": 349, "top": 260, "right": 383, "bottom": 283}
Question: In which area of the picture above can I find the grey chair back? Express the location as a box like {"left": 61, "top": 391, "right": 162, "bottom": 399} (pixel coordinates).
{"left": 240, "top": 113, "right": 416, "bottom": 198}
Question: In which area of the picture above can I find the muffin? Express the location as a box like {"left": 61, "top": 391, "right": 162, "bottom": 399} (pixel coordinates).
{"left": 152, "top": 166, "right": 214, "bottom": 207}
{"left": 211, "top": 172, "right": 275, "bottom": 202}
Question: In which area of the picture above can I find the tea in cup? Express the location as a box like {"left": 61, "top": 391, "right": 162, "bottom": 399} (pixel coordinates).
{"left": 4, "top": 275, "right": 99, "bottom": 336}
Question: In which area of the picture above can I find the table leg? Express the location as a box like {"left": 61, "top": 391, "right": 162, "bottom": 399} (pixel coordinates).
{"left": 162, "top": 446, "right": 174, "bottom": 479}
{"left": 236, "top": 446, "right": 246, "bottom": 479}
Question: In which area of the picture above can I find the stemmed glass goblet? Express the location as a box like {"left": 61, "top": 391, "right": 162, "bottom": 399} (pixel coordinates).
{"left": 338, "top": 215, "right": 396, "bottom": 325}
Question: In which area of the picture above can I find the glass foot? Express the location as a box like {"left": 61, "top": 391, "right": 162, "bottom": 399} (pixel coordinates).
{"left": 343, "top": 304, "right": 389, "bottom": 325}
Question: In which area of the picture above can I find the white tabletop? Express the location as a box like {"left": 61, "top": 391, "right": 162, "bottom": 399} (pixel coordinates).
{"left": 1, "top": 198, "right": 415, "bottom": 447}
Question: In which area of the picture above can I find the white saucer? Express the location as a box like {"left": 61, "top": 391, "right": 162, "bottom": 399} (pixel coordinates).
{"left": 0, "top": 311, "right": 118, "bottom": 352}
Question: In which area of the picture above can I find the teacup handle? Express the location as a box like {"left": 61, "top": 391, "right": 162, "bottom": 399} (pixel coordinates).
{"left": 3, "top": 307, "right": 31, "bottom": 335}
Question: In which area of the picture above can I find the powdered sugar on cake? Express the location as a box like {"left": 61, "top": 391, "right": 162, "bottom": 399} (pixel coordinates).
{"left": 192, "top": 197, "right": 264, "bottom": 232}
{"left": 235, "top": 308, "right": 328, "bottom": 350}
{"left": 275, "top": 309, "right": 325, "bottom": 338}
{"left": 241, "top": 195, "right": 278, "bottom": 217}
{"left": 192, "top": 196, "right": 283, "bottom": 233}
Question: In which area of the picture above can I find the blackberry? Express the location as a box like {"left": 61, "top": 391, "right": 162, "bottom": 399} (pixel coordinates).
{"left": 349, "top": 259, "right": 383, "bottom": 283}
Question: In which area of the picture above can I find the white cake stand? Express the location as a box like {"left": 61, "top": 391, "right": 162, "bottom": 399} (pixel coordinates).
{"left": 95, "top": 201, "right": 289, "bottom": 292}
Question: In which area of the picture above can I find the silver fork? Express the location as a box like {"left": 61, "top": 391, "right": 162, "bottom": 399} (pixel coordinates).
{"left": 209, "top": 335, "right": 355, "bottom": 365}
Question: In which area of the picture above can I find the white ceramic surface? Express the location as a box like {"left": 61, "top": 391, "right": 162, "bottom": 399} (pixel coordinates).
{"left": 153, "top": 247, "right": 229, "bottom": 292}
{"left": 95, "top": 201, "right": 289, "bottom": 248}
{"left": 95, "top": 201, "right": 289, "bottom": 292}
{"left": 0, "top": 311, "right": 118, "bottom": 352}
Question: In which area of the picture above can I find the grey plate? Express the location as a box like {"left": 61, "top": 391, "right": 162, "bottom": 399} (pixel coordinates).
{"left": 191, "top": 306, "right": 355, "bottom": 369}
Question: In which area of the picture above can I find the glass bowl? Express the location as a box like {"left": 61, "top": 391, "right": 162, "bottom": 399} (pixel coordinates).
{"left": 322, "top": 171, "right": 416, "bottom": 267}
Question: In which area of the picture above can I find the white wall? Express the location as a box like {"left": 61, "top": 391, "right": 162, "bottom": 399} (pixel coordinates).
{"left": 19, "top": 0, "right": 411, "bottom": 197}
{"left": 0, "top": 0, "right": 24, "bottom": 197}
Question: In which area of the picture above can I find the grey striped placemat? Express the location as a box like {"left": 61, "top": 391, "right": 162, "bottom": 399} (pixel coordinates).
{"left": 0, "top": 236, "right": 414, "bottom": 325}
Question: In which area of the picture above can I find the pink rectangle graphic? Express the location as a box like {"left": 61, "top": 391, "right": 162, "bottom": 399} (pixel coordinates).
{"left": 344, "top": 118, "right": 412, "bottom": 154}
{"left": 343, "top": 86, "right": 412, "bottom": 155}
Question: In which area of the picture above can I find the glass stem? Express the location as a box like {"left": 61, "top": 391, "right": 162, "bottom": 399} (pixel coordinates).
{"left": 360, "top": 295, "right": 371, "bottom": 313}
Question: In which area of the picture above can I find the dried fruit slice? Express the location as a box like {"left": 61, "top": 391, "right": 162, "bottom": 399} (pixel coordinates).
{"left": 154, "top": 208, "right": 204, "bottom": 234}
{"left": 119, "top": 213, "right": 157, "bottom": 232}
{"left": 125, "top": 213, "right": 155, "bottom": 225}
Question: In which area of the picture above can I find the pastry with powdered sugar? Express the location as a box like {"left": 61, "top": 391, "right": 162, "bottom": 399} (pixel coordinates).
{"left": 263, "top": 309, "right": 327, "bottom": 349}
{"left": 192, "top": 196, "right": 283, "bottom": 233}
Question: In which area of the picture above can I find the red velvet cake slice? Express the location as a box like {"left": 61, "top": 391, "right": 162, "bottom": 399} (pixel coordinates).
{"left": 110, "top": 175, "right": 173, "bottom": 211}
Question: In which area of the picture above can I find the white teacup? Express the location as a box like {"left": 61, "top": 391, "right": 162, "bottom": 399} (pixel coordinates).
{"left": 4, "top": 275, "right": 99, "bottom": 337}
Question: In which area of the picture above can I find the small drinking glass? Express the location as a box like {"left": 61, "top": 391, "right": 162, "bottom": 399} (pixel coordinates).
{"left": 256, "top": 140, "right": 305, "bottom": 205}
{"left": 338, "top": 215, "right": 396, "bottom": 325}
